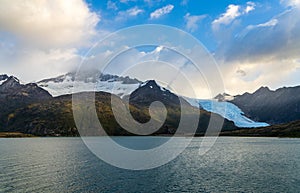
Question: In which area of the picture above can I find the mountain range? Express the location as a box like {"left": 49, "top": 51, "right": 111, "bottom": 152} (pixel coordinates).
{"left": 0, "top": 72, "right": 299, "bottom": 137}
{"left": 36, "top": 72, "right": 269, "bottom": 128}
{"left": 0, "top": 74, "right": 237, "bottom": 136}
{"left": 231, "top": 86, "right": 300, "bottom": 124}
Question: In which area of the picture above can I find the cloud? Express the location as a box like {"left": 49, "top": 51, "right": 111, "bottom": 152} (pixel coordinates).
{"left": 0, "top": 0, "right": 100, "bottom": 48}
{"left": 255, "top": 19, "right": 278, "bottom": 27}
{"left": 239, "top": 18, "right": 278, "bottom": 37}
{"left": 181, "top": 0, "right": 189, "bottom": 6}
{"left": 244, "top": 2, "right": 256, "bottom": 13}
{"left": 184, "top": 13, "right": 206, "bottom": 32}
{"left": 212, "top": 2, "right": 255, "bottom": 31}
{"left": 127, "top": 7, "right": 144, "bottom": 16}
{"left": 212, "top": 5, "right": 241, "bottom": 30}
{"left": 220, "top": 8, "right": 300, "bottom": 63}
{"left": 281, "top": 0, "right": 300, "bottom": 7}
{"left": 105, "top": 47, "right": 210, "bottom": 98}
{"left": 107, "top": 1, "right": 118, "bottom": 10}
{"left": 214, "top": 5, "right": 300, "bottom": 95}
{"left": 144, "top": 0, "right": 162, "bottom": 7}
{"left": 150, "top": 4, "right": 174, "bottom": 19}
{"left": 0, "top": 0, "right": 101, "bottom": 82}
{"left": 220, "top": 59, "right": 300, "bottom": 95}
{"left": 0, "top": 46, "right": 81, "bottom": 81}
{"left": 120, "top": 0, "right": 136, "bottom": 3}
{"left": 116, "top": 6, "right": 144, "bottom": 21}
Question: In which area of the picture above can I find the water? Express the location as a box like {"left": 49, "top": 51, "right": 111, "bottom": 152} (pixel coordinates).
{"left": 0, "top": 137, "right": 300, "bottom": 192}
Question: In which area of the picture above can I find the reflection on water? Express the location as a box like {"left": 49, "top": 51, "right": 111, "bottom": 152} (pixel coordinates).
{"left": 0, "top": 137, "right": 300, "bottom": 192}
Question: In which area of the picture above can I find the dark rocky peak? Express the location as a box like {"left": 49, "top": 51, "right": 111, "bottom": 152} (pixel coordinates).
{"left": 254, "top": 86, "right": 272, "bottom": 94}
{"left": 214, "top": 93, "right": 234, "bottom": 101}
{"left": 0, "top": 74, "right": 9, "bottom": 81}
{"left": 139, "top": 80, "right": 161, "bottom": 89}
{"left": 137, "top": 80, "right": 172, "bottom": 95}
{"left": 0, "top": 75, "right": 51, "bottom": 101}
{"left": 0, "top": 76, "right": 21, "bottom": 90}
{"left": 129, "top": 80, "right": 180, "bottom": 107}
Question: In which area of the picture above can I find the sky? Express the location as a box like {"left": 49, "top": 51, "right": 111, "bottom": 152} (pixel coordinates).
{"left": 0, "top": 0, "right": 300, "bottom": 98}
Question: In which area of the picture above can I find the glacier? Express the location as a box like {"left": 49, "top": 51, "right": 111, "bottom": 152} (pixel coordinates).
{"left": 184, "top": 98, "right": 269, "bottom": 128}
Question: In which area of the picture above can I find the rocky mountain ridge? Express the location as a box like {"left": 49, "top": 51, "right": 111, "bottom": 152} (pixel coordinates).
{"left": 231, "top": 85, "right": 300, "bottom": 124}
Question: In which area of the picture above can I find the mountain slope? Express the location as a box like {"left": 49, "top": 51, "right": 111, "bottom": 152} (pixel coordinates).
{"left": 4, "top": 92, "right": 152, "bottom": 136}
{"left": 127, "top": 80, "right": 237, "bottom": 134}
{"left": 232, "top": 86, "right": 300, "bottom": 124}
{"left": 0, "top": 75, "right": 52, "bottom": 131}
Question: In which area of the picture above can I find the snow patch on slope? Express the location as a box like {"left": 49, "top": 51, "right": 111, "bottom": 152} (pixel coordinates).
{"left": 0, "top": 79, "right": 7, "bottom": 86}
{"left": 184, "top": 97, "right": 269, "bottom": 128}
{"left": 38, "top": 73, "right": 140, "bottom": 98}
{"left": 39, "top": 80, "right": 140, "bottom": 98}
{"left": 139, "top": 80, "right": 167, "bottom": 91}
{"left": 0, "top": 75, "right": 8, "bottom": 86}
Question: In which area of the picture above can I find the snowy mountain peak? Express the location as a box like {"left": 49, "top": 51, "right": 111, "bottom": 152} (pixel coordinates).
{"left": 254, "top": 86, "right": 272, "bottom": 95}
{"left": 37, "top": 72, "right": 141, "bottom": 98}
{"left": 140, "top": 80, "right": 158, "bottom": 88}
{"left": 214, "top": 93, "right": 234, "bottom": 102}
{"left": 139, "top": 80, "right": 168, "bottom": 92}
{"left": 0, "top": 75, "right": 20, "bottom": 88}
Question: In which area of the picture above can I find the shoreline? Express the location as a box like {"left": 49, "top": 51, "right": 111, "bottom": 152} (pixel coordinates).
{"left": 0, "top": 132, "right": 299, "bottom": 138}
{"left": 0, "top": 132, "right": 36, "bottom": 138}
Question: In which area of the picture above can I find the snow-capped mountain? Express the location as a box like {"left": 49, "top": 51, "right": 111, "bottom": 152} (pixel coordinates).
{"left": 129, "top": 80, "right": 182, "bottom": 107}
{"left": 36, "top": 72, "right": 269, "bottom": 128}
{"left": 37, "top": 71, "right": 141, "bottom": 98}
{"left": 214, "top": 93, "right": 234, "bottom": 101}
{"left": 184, "top": 97, "right": 269, "bottom": 128}
{"left": 0, "top": 75, "right": 51, "bottom": 102}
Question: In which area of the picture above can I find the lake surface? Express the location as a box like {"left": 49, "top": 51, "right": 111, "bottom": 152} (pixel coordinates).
{"left": 0, "top": 137, "right": 300, "bottom": 192}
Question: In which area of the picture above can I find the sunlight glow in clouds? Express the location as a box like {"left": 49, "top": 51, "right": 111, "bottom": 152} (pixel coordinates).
{"left": 0, "top": 0, "right": 100, "bottom": 81}
{"left": 0, "top": 0, "right": 99, "bottom": 48}
{"left": 215, "top": 1, "right": 300, "bottom": 95}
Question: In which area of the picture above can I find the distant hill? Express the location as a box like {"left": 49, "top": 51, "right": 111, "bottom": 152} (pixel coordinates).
{"left": 231, "top": 86, "right": 300, "bottom": 124}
